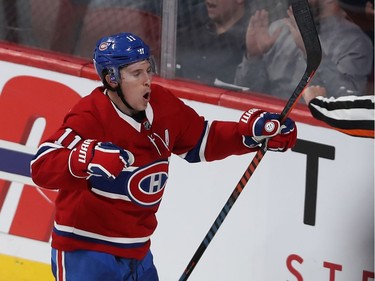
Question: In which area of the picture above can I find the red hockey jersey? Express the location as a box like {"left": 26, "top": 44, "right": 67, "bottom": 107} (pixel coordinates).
{"left": 30, "top": 84, "right": 256, "bottom": 259}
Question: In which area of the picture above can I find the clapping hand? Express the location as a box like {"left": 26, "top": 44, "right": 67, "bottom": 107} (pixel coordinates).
{"left": 245, "top": 9, "right": 282, "bottom": 58}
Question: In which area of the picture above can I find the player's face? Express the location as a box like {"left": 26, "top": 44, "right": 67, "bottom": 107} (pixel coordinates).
{"left": 119, "top": 60, "right": 153, "bottom": 114}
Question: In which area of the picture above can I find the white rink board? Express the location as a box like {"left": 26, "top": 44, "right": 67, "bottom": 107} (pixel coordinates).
{"left": 153, "top": 101, "right": 374, "bottom": 281}
{"left": 0, "top": 60, "right": 373, "bottom": 281}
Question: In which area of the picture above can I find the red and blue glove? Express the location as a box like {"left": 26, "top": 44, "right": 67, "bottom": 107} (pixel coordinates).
{"left": 238, "top": 108, "right": 297, "bottom": 152}
{"left": 68, "top": 139, "right": 134, "bottom": 180}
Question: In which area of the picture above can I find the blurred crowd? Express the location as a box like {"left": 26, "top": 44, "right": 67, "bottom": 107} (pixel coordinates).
{"left": 1, "top": 0, "right": 374, "bottom": 100}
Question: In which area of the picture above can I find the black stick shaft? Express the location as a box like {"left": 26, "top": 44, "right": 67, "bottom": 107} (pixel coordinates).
{"left": 179, "top": 147, "right": 267, "bottom": 281}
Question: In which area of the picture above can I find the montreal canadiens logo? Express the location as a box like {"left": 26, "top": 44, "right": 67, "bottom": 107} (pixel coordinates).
{"left": 127, "top": 161, "right": 168, "bottom": 206}
{"left": 264, "top": 121, "right": 276, "bottom": 133}
{"left": 99, "top": 42, "right": 110, "bottom": 51}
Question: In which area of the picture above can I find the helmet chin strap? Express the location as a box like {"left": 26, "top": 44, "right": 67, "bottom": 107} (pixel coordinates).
{"left": 115, "top": 85, "right": 134, "bottom": 111}
{"left": 114, "top": 85, "right": 146, "bottom": 122}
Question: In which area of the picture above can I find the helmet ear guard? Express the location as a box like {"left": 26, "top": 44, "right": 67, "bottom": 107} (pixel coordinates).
{"left": 108, "top": 67, "right": 120, "bottom": 83}
{"left": 100, "top": 68, "right": 119, "bottom": 91}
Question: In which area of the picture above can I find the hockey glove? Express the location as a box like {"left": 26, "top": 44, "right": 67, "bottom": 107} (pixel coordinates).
{"left": 238, "top": 108, "right": 297, "bottom": 152}
{"left": 68, "top": 140, "right": 135, "bottom": 180}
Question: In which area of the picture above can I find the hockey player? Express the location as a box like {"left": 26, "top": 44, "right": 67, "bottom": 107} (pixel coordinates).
{"left": 30, "top": 32, "right": 297, "bottom": 281}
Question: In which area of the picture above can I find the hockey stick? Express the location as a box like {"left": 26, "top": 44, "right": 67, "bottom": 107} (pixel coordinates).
{"left": 179, "top": 0, "right": 322, "bottom": 280}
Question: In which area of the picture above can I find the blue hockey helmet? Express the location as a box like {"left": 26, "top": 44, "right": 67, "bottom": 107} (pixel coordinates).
{"left": 93, "top": 32, "right": 151, "bottom": 83}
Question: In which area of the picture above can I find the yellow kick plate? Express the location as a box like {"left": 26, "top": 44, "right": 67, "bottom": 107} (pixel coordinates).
{"left": 0, "top": 254, "right": 53, "bottom": 281}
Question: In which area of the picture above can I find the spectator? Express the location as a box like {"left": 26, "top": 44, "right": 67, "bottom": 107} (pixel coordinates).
{"left": 302, "top": 85, "right": 374, "bottom": 138}
{"left": 234, "top": 0, "right": 374, "bottom": 99}
{"left": 176, "top": 0, "right": 256, "bottom": 87}
{"left": 365, "top": 0, "right": 374, "bottom": 16}
{"left": 339, "top": 0, "right": 374, "bottom": 41}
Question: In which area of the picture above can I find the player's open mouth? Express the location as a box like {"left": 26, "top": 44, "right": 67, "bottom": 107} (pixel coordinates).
{"left": 143, "top": 92, "right": 150, "bottom": 100}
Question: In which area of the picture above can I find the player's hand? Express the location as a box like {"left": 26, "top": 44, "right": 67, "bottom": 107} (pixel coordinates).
{"left": 238, "top": 108, "right": 297, "bottom": 152}
{"left": 68, "top": 140, "right": 134, "bottom": 180}
{"left": 302, "top": 85, "right": 327, "bottom": 105}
